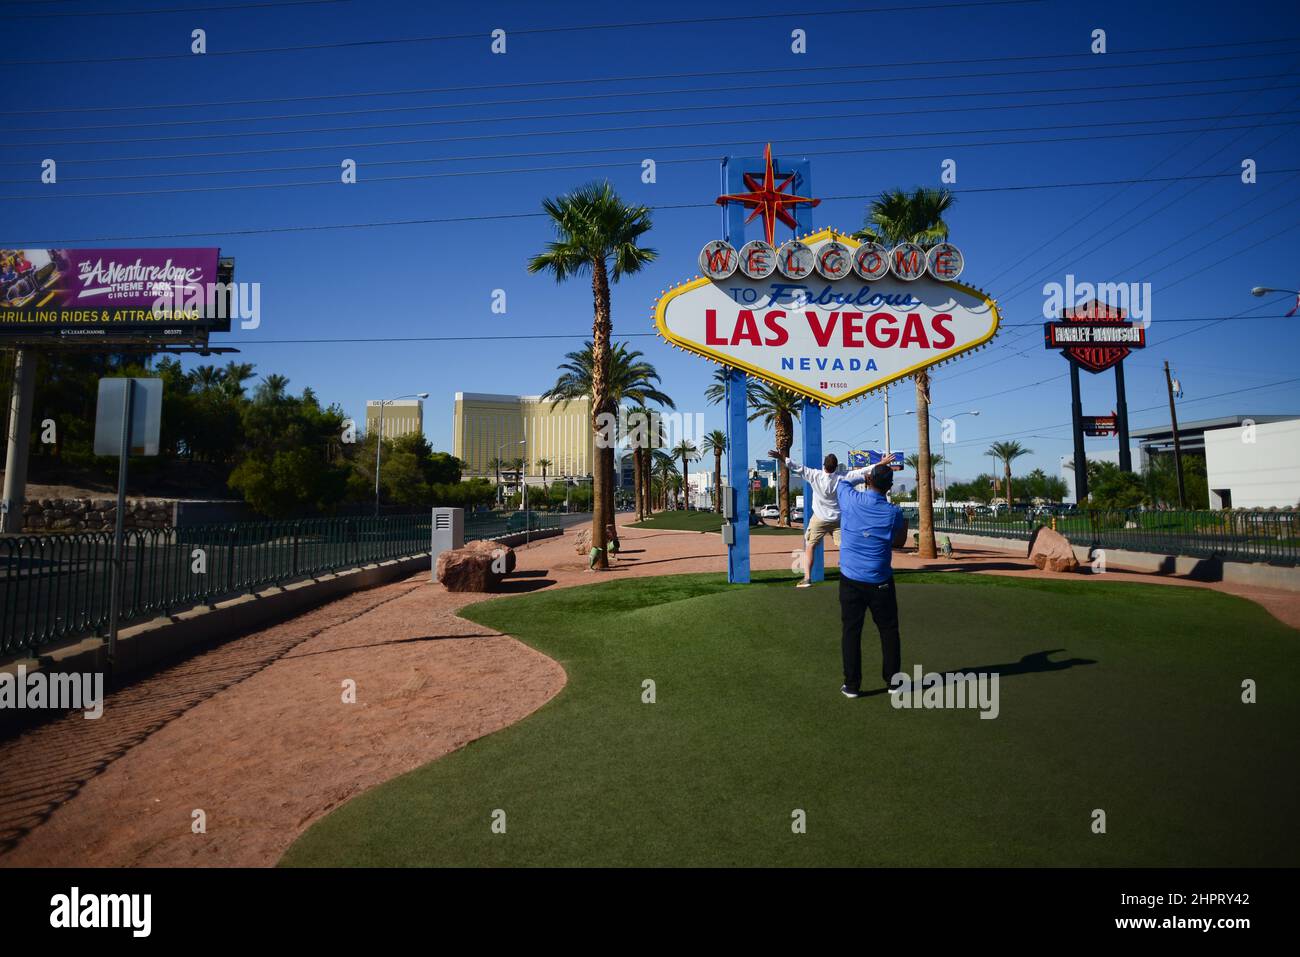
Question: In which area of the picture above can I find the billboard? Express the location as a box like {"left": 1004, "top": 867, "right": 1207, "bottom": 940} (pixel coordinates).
{"left": 656, "top": 229, "right": 1000, "bottom": 406}
{"left": 847, "top": 449, "right": 905, "bottom": 470}
{"left": 0, "top": 248, "right": 231, "bottom": 343}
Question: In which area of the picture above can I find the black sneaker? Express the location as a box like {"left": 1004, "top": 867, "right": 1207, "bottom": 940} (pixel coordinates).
{"left": 841, "top": 684, "right": 865, "bottom": 698}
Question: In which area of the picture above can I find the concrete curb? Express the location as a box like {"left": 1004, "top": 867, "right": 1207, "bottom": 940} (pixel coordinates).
{"left": 938, "top": 531, "right": 1300, "bottom": 592}
{"left": 1, "top": 552, "right": 430, "bottom": 738}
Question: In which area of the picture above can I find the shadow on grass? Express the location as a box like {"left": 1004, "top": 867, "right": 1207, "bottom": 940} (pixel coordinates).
{"left": 851, "top": 647, "right": 1098, "bottom": 697}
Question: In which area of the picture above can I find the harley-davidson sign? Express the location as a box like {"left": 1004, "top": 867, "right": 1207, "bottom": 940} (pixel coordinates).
{"left": 656, "top": 228, "right": 1000, "bottom": 406}
{"left": 1043, "top": 299, "right": 1145, "bottom": 374}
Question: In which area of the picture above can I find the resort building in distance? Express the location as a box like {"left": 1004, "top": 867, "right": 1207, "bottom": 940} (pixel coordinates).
{"left": 453, "top": 392, "right": 594, "bottom": 482}
{"left": 365, "top": 398, "right": 424, "bottom": 441}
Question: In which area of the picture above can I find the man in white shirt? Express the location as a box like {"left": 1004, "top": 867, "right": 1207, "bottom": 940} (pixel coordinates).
{"left": 769, "top": 448, "right": 869, "bottom": 587}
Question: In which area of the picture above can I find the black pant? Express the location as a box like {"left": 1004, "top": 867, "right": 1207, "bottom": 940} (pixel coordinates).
{"left": 839, "top": 575, "right": 901, "bottom": 690}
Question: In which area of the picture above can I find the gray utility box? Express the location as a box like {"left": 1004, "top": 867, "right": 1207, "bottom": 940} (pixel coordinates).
{"left": 431, "top": 507, "right": 464, "bottom": 581}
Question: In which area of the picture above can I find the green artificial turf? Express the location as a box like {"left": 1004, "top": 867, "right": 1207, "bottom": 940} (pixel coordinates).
{"left": 281, "top": 570, "right": 1300, "bottom": 867}
{"left": 630, "top": 510, "right": 804, "bottom": 535}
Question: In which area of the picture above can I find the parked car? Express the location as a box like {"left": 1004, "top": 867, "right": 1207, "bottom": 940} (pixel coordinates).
{"left": 790, "top": 508, "right": 804, "bottom": 523}
{"left": 759, "top": 504, "right": 780, "bottom": 519}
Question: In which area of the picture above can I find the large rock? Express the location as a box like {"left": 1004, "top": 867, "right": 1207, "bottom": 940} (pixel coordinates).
{"left": 436, "top": 549, "right": 502, "bottom": 592}
{"left": 574, "top": 527, "right": 591, "bottom": 557}
{"left": 1029, "top": 525, "right": 1080, "bottom": 573}
{"left": 463, "top": 539, "right": 516, "bottom": 574}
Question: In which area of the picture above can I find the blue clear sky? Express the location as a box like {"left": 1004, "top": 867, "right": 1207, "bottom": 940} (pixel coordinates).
{"left": 6, "top": 0, "right": 1299, "bottom": 485}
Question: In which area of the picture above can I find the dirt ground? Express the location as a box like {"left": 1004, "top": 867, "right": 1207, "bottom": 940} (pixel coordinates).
{"left": 1, "top": 516, "right": 1296, "bottom": 867}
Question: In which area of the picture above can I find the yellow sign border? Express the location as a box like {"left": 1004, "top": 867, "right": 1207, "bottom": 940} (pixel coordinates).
{"left": 652, "top": 227, "right": 1002, "bottom": 406}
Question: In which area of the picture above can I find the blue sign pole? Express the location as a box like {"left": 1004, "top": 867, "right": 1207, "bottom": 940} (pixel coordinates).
{"left": 793, "top": 163, "right": 822, "bottom": 582}
{"left": 719, "top": 151, "right": 814, "bottom": 585}
{"left": 721, "top": 157, "right": 750, "bottom": 583}
{"left": 725, "top": 367, "right": 750, "bottom": 583}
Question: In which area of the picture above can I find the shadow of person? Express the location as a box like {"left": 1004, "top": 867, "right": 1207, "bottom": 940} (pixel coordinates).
{"left": 935, "top": 648, "right": 1098, "bottom": 679}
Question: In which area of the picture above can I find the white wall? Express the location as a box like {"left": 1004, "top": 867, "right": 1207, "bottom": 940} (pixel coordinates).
{"left": 1204, "top": 419, "right": 1300, "bottom": 509}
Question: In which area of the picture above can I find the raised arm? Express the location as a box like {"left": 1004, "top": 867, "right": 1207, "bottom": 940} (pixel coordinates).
{"left": 770, "top": 449, "right": 813, "bottom": 483}
{"left": 843, "top": 467, "right": 870, "bottom": 485}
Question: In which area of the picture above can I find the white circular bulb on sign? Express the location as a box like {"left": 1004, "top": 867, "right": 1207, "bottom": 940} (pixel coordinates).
{"left": 889, "top": 242, "right": 927, "bottom": 281}
{"left": 926, "top": 242, "right": 964, "bottom": 282}
{"left": 698, "top": 240, "right": 738, "bottom": 280}
{"left": 738, "top": 240, "right": 776, "bottom": 279}
{"left": 852, "top": 242, "right": 890, "bottom": 281}
{"left": 814, "top": 241, "right": 852, "bottom": 281}
{"left": 775, "top": 241, "right": 814, "bottom": 280}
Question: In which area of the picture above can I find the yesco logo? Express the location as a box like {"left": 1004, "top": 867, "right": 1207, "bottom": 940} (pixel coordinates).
{"left": 699, "top": 239, "right": 964, "bottom": 283}
{"left": 50, "top": 887, "right": 151, "bottom": 938}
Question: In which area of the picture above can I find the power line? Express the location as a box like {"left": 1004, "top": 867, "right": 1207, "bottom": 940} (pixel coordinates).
{"left": 213, "top": 314, "right": 1295, "bottom": 347}
{"left": 12, "top": 164, "right": 1298, "bottom": 244}
{"left": 15, "top": 75, "right": 1299, "bottom": 148}
{"left": 0, "top": 0, "right": 1046, "bottom": 66}
{"left": 5, "top": 0, "right": 349, "bottom": 16}
{"left": 9, "top": 36, "right": 1297, "bottom": 115}
{"left": 17, "top": 55, "right": 1298, "bottom": 133}
{"left": 12, "top": 127, "right": 1300, "bottom": 201}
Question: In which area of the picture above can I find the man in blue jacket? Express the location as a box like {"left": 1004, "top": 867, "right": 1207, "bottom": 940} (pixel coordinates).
{"left": 837, "top": 463, "right": 909, "bottom": 698}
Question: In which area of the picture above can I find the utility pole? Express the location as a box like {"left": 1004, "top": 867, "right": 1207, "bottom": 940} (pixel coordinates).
{"left": 1, "top": 348, "right": 37, "bottom": 534}
{"left": 1164, "top": 360, "right": 1186, "bottom": 508}
{"left": 882, "top": 385, "right": 891, "bottom": 455}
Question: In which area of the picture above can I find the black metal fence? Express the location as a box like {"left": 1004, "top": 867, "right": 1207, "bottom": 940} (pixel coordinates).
{"left": 1, "top": 510, "right": 560, "bottom": 659}
{"left": 908, "top": 508, "right": 1299, "bottom": 566}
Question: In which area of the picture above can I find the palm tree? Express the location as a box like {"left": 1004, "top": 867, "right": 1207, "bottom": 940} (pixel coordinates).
{"left": 528, "top": 182, "right": 656, "bottom": 569}
{"left": 857, "top": 186, "right": 955, "bottom": 558}
{"left": 632, "top": 403, "right": 668, "bottom": 519}
{"left": 256, "top": 373, "right": 289, "bottom": 402}
{"left": 651, "top": 450, "right": 678, "bottom": 510}
{"left": 747, "top": 381, "right": 802, "bottom": 526}
{"left": 704, "top": 367, "right": 759, "bottom": 406}
{"left": 221, "top": 361, "right": 256, "bottom": 398}
{"left": 905, "top": 450, "right": 947, "bottom": 493}
{"left": 537, "top": 457, "right": 552, "bottom": 493}
{"left": 191, "top": 364, "right": 224, "bottom": 391}
{"left": 700, "top": 429, "right": 727, "bottom": 513}
{"left": 987, "top": 441, "right": 1032, "bottom": 505}
{"left": 487, "top": 456, "right": 505, "bottom": 495}
{"left": 542, "top": 340, "right": 673, "bottom": 527}
{"left": 672, "top": 439, "right": 698, "bottom": 508}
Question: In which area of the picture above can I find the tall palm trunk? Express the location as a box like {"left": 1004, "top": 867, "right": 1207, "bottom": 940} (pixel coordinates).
{"left": 915, "top": 371, "right": 937, "bottom": 558}
{"left": 589, "top": 259, "right": 611, "bottom": 567}
{"left": 632, "top": 447, "right": 643, "bottom": 520}
{"left": 775, "top": 413, "right": 792, "bottom": 526}
{"left": 713, "top": 449, "right": 723, "bottom": 513}
{"left": 680, "top": 455, "right": 690, "bottom": 508}
{"left": 645, "top": 453, "right": 654, "bottom": 513}
{"left": 1004, "top": 463, "right": 1013, "bottom": 506}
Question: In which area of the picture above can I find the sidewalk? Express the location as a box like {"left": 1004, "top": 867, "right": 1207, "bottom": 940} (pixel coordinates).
{"left": 1, "top": 515, "right": 1296, "bottom": 867}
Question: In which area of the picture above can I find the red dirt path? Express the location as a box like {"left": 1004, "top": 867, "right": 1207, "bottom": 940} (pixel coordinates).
{"left": 1, "top": 516, "right": 1296, "bottom": 867}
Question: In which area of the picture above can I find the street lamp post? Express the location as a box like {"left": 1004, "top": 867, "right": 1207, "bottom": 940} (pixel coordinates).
{"left": 904, "top": 409, "right": 979, "bottom": 519}
{"left": 496, "top": 438, "right": 525, "bottom": 507}
{"left": 374, "top": 391, "right": 428, "bottom": 517}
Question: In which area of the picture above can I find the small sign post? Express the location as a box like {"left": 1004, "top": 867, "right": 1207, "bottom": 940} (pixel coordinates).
{"left": 94, "top": 377, "right": 163, "bottom": 666}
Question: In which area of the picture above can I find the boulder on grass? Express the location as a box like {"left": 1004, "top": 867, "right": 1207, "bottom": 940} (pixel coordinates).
{"left": 1028, "top": 525, "right": 1080, "bottom": 573}
{"left": 463, "top": 539, "right": 516, "bottom": 574}
{"left": 436, "top": 549, "right": 502, "bottom": 592}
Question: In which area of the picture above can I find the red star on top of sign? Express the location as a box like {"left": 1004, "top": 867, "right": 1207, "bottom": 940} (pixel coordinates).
{"left": 715, "top": 143, "right": 820, "bottom": 246}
